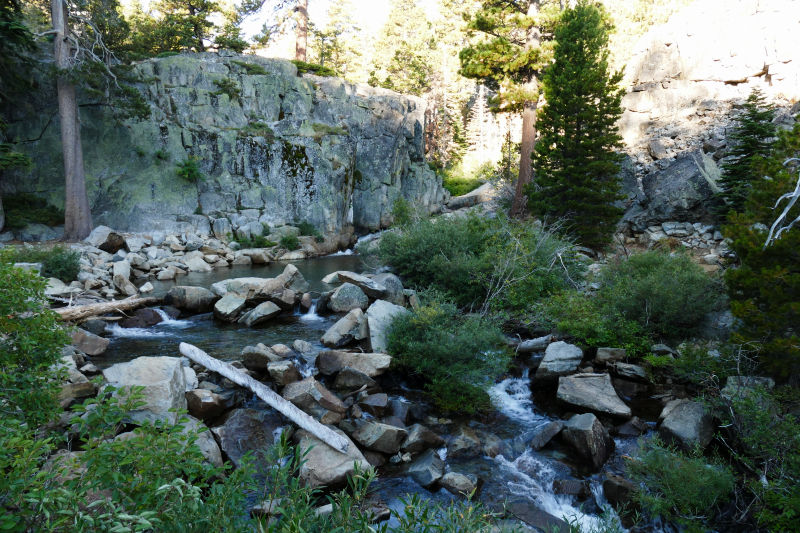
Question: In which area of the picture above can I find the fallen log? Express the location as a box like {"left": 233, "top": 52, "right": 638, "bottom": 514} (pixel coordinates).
{"left": 55, "top": 296, "right": 162, "bottom": 322}
{"left": 179, "top": 342, "right": 350, "bottom": 454}
{"left": 515, "top": 335, "right": 554, "bottom": 353}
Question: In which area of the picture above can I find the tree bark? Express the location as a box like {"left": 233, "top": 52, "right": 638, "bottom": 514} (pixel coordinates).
{"left": 55, "top": 296, "right": 162, "bottom": 321}
{"left": 510, "top": 0, "right": 542, "bottom": 219}
{"left": 52, "top": 0, "right": 93, "bottom": 241}
{"left": 295, "top": 0, "right": 308, "bottom": 61}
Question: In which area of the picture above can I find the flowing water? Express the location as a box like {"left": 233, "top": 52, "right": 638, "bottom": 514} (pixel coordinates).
{"left": 93, "top": 254, "right": 645, "bottom": 530}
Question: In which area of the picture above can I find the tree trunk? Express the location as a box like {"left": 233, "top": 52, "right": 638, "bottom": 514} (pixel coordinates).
{"left": 52, "top": 0, "right": 93, "bottom": 241}
{"left": 510, "top": 0, "right": 542, "bottom": 219}
{"left": 55, "top": 296, "right": 162, "bottom": 322}
{"left": 295, "top": 0, "right": 308, "bottom": 61}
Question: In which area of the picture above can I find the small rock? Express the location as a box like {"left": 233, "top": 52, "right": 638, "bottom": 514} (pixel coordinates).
{"left": 333, "top": 367, "right": 377, "bottom": 390}
{"left": 267, "top": 360, "right": 302, "bottom": 387}
{"left": 242, "top": 344, "right": 282, "bottom": 371}
{"left": 358, "top": 393, "right": 388, "bottom": 417}
{"left": 441, "top": 472, "right": 478, "bottom": 496}
{"left": 351, "top": 420, "right": 408, "bottom": 454}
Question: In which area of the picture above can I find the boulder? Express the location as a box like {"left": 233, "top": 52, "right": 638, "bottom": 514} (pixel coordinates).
{"left": 534, "top": 342, "right": 584, "bottom": 386}
{"left": 400, "top": 424, "right": 445, "bottom": 454}
{"left": 185, "top": 389, "right": 233, "bottom": 421}
{"left": 658, "top": 400, "right": 714, "bottom": 451}
{"left": 185, "top": 256, "right": 212, "bottom": 272}
{"left": 441, "top": 472, "right": 478, "bottom": 496}
{"left": 164, "top": 286, "right": 219, "bottom": 313}
{"left": 113, "top": 260, "right": 137, "bottom": 296}
{"left": 18, "top": 223, "right": 59, "bottom": 242}
{"left": 267, "top": 288, "right": 298, "bottom": 311}
{"left": 557, "top": 374, "right": 632, "bottom": 420}
{"left": 358, "top": 393, "right": 388, "bottom": 417}
{"left": 595, "top": 348, "right": 626, "bottom": 365}
{"left": 614, "top": 363, "right": 648, "bottom": 382}
{"left": 102, "top": 356, "right": 187, "bottom": 424}
{"left": 365, "top": 300, "right": 409, "bottom": 353}
{"left": 282, "top": 377, "right": 347, "bottom": 424}
{"left": 561, "top": 413, "right": 615, "bottom": 469}
{"left": 211, "top": 408, "right": 287, "bottom": 469}
{"left": 183, "top": 416, "right": 223, "bottom": 467}
{"left": 447, "top": 426, "right": 482, "bottom": 459}
{"left": 320, "top": 309, "right": 368, "bottom": 348}
{"left": 293, "top": 428, "right": 366, "bottom": 489}
{"left": 316, "top": 351, "right": 392, "bottom": 377}
{"left": 336, "top": 271, "right": 387, "bottom": 298}
{"left": 242, "top": 344, "right": 283, "bottom": 371}
{"left": 278, "top": 264, "right": 310, "bottom": 293}
{"left": 270, "top": 344, "right": 297, "bottom": 359}
{"left": 529, "top": 420, "right": 564, "bottom": 451}
{"left": 389, "top": 400, "right": 411, "bottom": 424}
{"left": 238, "top": 301, "right": 282, "bottom": 327}
{"left": 213, "top": 293, "right": 247, "bottom": 322}
{"left": 120, "top": 308, "right": 163, "bottom": 328}
{"left": 59, "top": 382, "right": 96, "bottom": 401}
{"left": 267, "top": 360, "right": 302, "bottom": 387}
{"left": 328, "top": 283, "right": 369, "bottom": 313}
{"left": 372, "top": 273, "right": 406, "bottom": 306}
{"left": 299, "top": 292, "right": 313, "bottom": 313}
{"left": 333, "top": 367, "right": 377, "bottom": 389}
{"left": 351, "top": 420, "right": 408, "bottom": 454}
{"left": 70, "top": 328, "right": 110, "bottom": 356}
{"left": 85, "top": 225, "right": 125, "bottom": 252}
{"left": 406, "top": 449, "right": 444, "bottom": 489}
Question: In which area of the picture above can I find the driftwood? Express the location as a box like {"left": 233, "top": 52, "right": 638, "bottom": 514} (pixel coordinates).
{"left": 55, "top": 297, "right": 162, "bottom": 321}
{"left": 179, "top": 342, "right": 350, "bottom": 454}
{"left": 515, "top": 335, "right": 554, "bottom": 353}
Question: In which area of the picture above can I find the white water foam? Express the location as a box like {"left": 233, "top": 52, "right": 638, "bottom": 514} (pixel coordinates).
{"left": 329, "top": 249, "right": 355, "bottom": 256}
{"left": 153, "top": 309, "right": 193, "bottom": 328}
{"left": 298, "top": 300, "right": 323, "bottom": 322}
{"left": 489, "top": 369, "right": 550, "bottom": 427}
{"left": 107, "top": 323, "right": 171, "bottom": 338}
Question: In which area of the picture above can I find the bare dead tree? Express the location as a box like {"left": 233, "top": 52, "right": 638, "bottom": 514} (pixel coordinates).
{"left": 764, "top": 158, "right": 800, "bottom": 248}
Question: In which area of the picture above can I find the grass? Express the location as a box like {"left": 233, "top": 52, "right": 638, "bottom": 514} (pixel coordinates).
{"left": 237, "top": 122, "right": 275, "bottom": 140}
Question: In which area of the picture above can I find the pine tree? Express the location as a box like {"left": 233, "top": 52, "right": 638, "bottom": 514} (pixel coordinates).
{"left": 465, "top": 85, "right": 491, "bottom": 159}
{"left": 724, "top": 123, "right": 800, "bottom": 376}
{"left": 716, "top": 87, "right": 777, "bottom": 217}
{"left": 527, "top": 0, "right": 624, "bottom": 248}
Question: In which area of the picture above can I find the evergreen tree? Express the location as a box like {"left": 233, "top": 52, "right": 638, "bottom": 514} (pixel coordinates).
{"left": 308, "top": 0, "right": 361, "bottom": 78}
{"left": 716, "top": 87, "right": 777, "bottom": 217}
{"left": 527, "top": 0, "right": 624, "bottom": 248}
{"left": 465, "top": 84, "right": 491, "bottom": 160}
{"left": 724, "top": 123, "right": 800, "bottom": 377}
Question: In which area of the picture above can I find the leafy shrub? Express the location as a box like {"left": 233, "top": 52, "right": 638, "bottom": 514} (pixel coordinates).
{"left": 387, "top": 297, "right": 510, "bottom": 412}
{"left": 391, "top": 196, "right": 416, "bottom": 227}
{"left": 436, "top": 161, "right": 492, "bottom": 197}
{"left": 5, "top": 245, "right": 81, "bottom": 282}
{"left": 233, "top": 233, "right": 276, "bottom": 249}
{"left": 2, "top": 193, "right": 65, "bottom": 230}
{"left": 154, "top": 148, "right": 169, "bottom": 162}
{"left": 237, "top": 121, "right": 275, "bottom": 140}
{"left": 135, "top": 145, "right": 146, "bottom": 156}
{"left": 311, "top": 122, "right": 348, "bottom": 138}
{"left": 295, "top": 219, "right": 323, "bottom": 242}
{"left": 626, "top": 437, "right": 735, "bottom": 533}
{"left": 596, "top": 251, "right": 722, "bottom": 338}
{"left": 280, "top": 234, "right": 301, "bottom": 251}
{"left": 231, "top": 59, "right": 268, "bottom": 75}
{"left": 291, "top": 59, "right": 337, "bottom": 77}
{"left": 156, "top": 51, "right": 179, "bottom": 58}
{"left": 176, "top": 156, "right": 203, "bottom": 182}
{"left": 213, "top": 78, "right": 241, "bottom": 100}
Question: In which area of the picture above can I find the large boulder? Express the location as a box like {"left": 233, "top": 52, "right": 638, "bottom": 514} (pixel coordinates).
{"left": 112, "top": 260, "right": 137, "bottom": 296}
{"left": 534, "top": 342, "right": 584, "bottom": 387}
{"left": 85, "top": 225, "right": 125, "bottom": 252}
{"left": 556, "top": 374, "right": 632, "bottom": 420}
{"left": 351, "top": 420, "right": 408, "bottom": 454}
{"left": 561, "top": 413, "right": 615, "bottom": 469}
{"left": 70, "top": 328, "right": 109, "bottom": 356}
{"left": 336, "top": 271, "right": 387, "bottom": 298}
{"left": 529, "top": 420, "right": 564, "bottom": 451}
{"left": 372, "top": 273, "right": 406, "bottom": 306}
{"left": 328, "top": 283, "right": 369, "bottom": 313}
{"left": 365, "top": 300, "right": 409, "bottom": 353}
{"left": 213, "top": 293, "right": 247, "bottom": 322}
{"left": 401, "top": 424, "right": 445, "bottom": 454}
{"left": 406, "top": 449, "right": 444, "bottom": 489}
{"left": 164, "top": 286, "right": 219, "bottom": 313}
{"left": 238, "top": 301, "right": 283, "bottom": 327}
{"left": 320, "top": 309, "right": 368, "bottom": 348}
{"left": 242, "top": 344, "right": 283, "bottom": 371}
{"left": 282, "top": 377, "right": 347, "bottom": 424}
{"left": 316, "top": 350, "right": 392, "bottom": 377}
{"left": 18, "top": 223, "right": 59, "bottom": 242}
{"left": 185, "top": 389, "right": 234, "bottom": 421}
{"left": 658, "top": 400, "right": 714, "bottom": 451}
{"left": 447, "top": 426, "right": 482, "bottom": 459}
{"left": 211, "top": 408, "right": 287, "bottom": 469}
{"left": 294, "top": 428, "right": 367, "bottom": 489}
{"left": 102, "top": 357, "right": 187, "bottom": 424}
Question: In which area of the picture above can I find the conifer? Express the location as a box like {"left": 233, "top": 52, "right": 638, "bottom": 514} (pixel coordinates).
{"left": 527, "top": 0, "right": 624, "bottom": 248}
{"left": 716, "top": 88, "right": 777, "bottom": 217}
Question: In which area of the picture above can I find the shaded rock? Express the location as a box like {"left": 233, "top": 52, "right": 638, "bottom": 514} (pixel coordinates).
{"left": 721, "top": 376, "right": 776, "bottom": 401}
{"left": 211, "top": 408, "right": 286, "bottom": 469}
{"left": 614, "top": 363, "right": 648, "bottom": 382}
{"left": 561, "top": 413, "right": 614, "bottom": 469}
{"left": 358, "top": 393, "right": 388, "bottom": 417}
{"left": 328, "top": 283, "right": 369, "bottom": 312}
{"left": 238, "top": 301, "right": 282, "bottom": 327}
{"left": 534, "top": 342, "right": 584, "bottom": 387}
{"left": 651, "top": 343, "right": 675, "bottom": 355}
{"left": 279, "top": 264, "right": 310, "bottom": 294}
{"left": 389, "top": 400, "right": 410, "bottom": 424}
{"left": 595, "top": 347, "right": 626, "bottom": 365}
{"left": 603, "top": 474, "right": 640, "bottom": 527}
{"left": 616, "top": 416, "right": 649, "bottom": 438}
{"left": 529, "top": 420, "right": 564, "bottom": 451}
{"left": 381, "top": 415, "right": 406, "bottom": 429}
{"left": 164, "top": 286, "right": 219, "bottom": 313}
{"left": 185, "top": 389, "right": 233, "bottom": 421}
{"left": 183, "top": 416, "right": 223, "bottom": 467}
{"left": 59, "top": 382, "right": 96, "bottom": 401}
{"left": 553, "top": 479, "right": 591, "bottom": 499}
{"left": 294, "top": 428, "right": 366, "bottom": 488}
{"left": 18, "top": 223, "right": 59, "bottom": 242}
{"left": 316, "top": 350, "right": 392, "bottom": 377}
{"left": 479, "top": 431, "right": 503, "bottom": 458}
{"left": 401, "top": 424, "right": 445, "bottom": 454}
{"left": 282, "top": 377, "right": 347, "bottom": 424}
{"left": 612, "top": 378, "right": 648, "bottom": 399}
{"left": 362, "top": 450, "right": 387, "bottom": 467}
{"left": 213, "top": 293, "right": 247, "bottom": 322}
{"left": 337, "top": 271, "right": 387, "bottom": 298}
{"left": 333, "top": 367, "right": 377, "bottom": 389}
{"left": 372, "top": 273, "right": 406, "bottom": 306}
{"left": 85, "top": 225, "right": 125, "bottom": 252}
{"left": 407, "top": 449, "right": 444, "bottom": 489}
{"left": 267, "top": 288, "right": 298, "bottom": 311}
{"left": 320, "top": 309, "right": 368, "bottom": 348}
{"left": 557, "top": 374, "right": 632, "bottom": 420}
{"left": 102, "top": 356, "right": 187, "bottom": 424}
{"left": 504, "top": 500, "right": 570, "bottom": 533}
{"left": 270, "top": 344, "right": 297, "bottom": 359}
{"left": 242, "top": 344, "right": 282, "bottom": 371}
{"left": 71, "top": 328, "right": 109, "bottom": 356}
{"left": 658, "top": 400, "right": 713, "bottom": 451}
{"left": 352, "top": 420, "right": 408, "bottom": 453}
{"left": 299, "top": 292, "right": 313, "bottom": 313}
{"left": 442, "top": 472, "right": 478, "bottom": 496}
{"left": 81, "top": 319, "right": 107, "bottom": 336}
{"left": 267, "top": 360, "right": 302, "bottom": 387}
{"left": 365, "top": 300, "right": 409, "bottom": 353}
{"left": 447, "top": 426, "right": 482, "bottom": 459}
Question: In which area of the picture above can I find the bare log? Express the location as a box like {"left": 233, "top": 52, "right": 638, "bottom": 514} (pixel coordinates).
{"left": 179, "top": 342, "right": 350, "bottom": 454}
{"left": 515, "top": 335, "right": 554, "bottom": 353}
{"left": 55, "top": 297, "right": 162, "bottom": 321}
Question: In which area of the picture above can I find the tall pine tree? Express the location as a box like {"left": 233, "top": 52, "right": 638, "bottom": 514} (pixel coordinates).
{"left": 527, "top": 0, "right": 624, "bottom": 248}
{"left": 716, "top": 87, "right": 777, "bottom": 217}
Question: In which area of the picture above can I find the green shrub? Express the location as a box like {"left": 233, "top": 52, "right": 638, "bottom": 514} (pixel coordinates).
{"left": 291, "top": 59, "right": 337, "bottom": 77}
{"left": 230, "top": 60, "right": 268, "bottom": 75}
{"left": 156, "top": 51, "right": 179, "bottom": 58}
{"left": 5, "top": 245, "right": 81, "bottom": 282}
{"left": 237, "top": 121, "right": 275, "bottom": 140}
{"left": 391, "top": 196, "right": 415, "bottom": 227}
{"left": 135, "top": 145, "right": 146, "bottom": 156}
{"left": 387, "top": 297, "right": 510, "bottom": 412}
{"left": 295, "top": 220, "right": 323, "bottom": 242}
{"left": 596, "top": 251, "right": 722, "bottom": 338}
{"left": 442, "top": 175, "right": 484, "bottom": 197}
{"left": 233, "top": 233, "right": 276, "bottom": 249}
{"left": 176, "top": 156, "right": 203, "bottom": 182}
{"left": 280, "top": 234, "right": 301, "bottom": 251}
{"left": 626, "top": 437, "right": 736, "bottom": 533}
{"left": 2, "top": 193, "right": 65, "bottom": 230}
{"left": 154, "top": 148, "right": 169, "bottom": 162}
{"left": 213, "top": 78, "right": 241, "bottom": 100}
{"left": 311, "top": 122, "right": 348, "bottom": 137}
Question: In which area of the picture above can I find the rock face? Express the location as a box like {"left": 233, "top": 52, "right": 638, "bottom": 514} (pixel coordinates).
{"left": 293, "top": 428, "right": 366, "bottom": 488}
{"left": 534, "top": 342, "right": 584, "bottom": 386}
{"left": 6, "top": 54, "right": 448, "bottom": 234}
{"left": 102, "top": 357, "right": 187, "bottom": 424}
{"left": 557, "top": 374, "right": 632, "bottom": 420}
{"left": 658, "top": 400, "right": 714, "bottom": 451}
{"left": 211, "top": 408, "right": 286, "bottom": 469}
{"left": 561, "top": 413, "right": 615, "bottom": 469}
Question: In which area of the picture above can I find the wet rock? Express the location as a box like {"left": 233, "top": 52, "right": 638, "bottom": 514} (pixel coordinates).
{"left": 478, "top": 430, "right": 503, "bottom": 458}
{"left": 400, "top": 424, "right": 445, "bottom": 454}
{"left": 658, "top": 400, "right": 713, "bottom": 451}
{"left": 381, "top": 415, "right": 406, "bottom": 429}
{"left": 334, "top": 367, "right": 377, "bottom": 389}
{"left": 85, "top": 225, "right": 125, "bottom": 252}
{"left": 534, "top": 342, "right": 584, "bottom": 387}
{"left": 214, "top": 293, "right": 247, "bottom": 322}
{"left": 164, "top": 286, "right": 219, "bottom": 313}
{"left": 283, "top": 377, "right": 347, "bottom": 424}
{"left": 294, "top": 428, "right": 366, "bottom": 489}
{"left": 612, "top": 378, "right": 648, "bottom": 399}
{"left": 270, "top": 344, "right": 297, "bottom": 359}
{"left": 299, "top": 293, "right": 313, "bottom": 313}
{"left": 358, "top": 393, "right": 388, "bottom": 417}
{"left": 616, "top": 416, "right": 649, "bottom": 438}
{"left": 362, "top": 450, "right": 387, "bottom": 467}
{"left": 603, "top": 474, "right": 640, "bottom": 527}
{"left": 320, "top": 309, "right": 368, "bottom": 348}
{"left": 241, "top": 344, "right": 283, "bottom": 371}
{"left": 365, "top": 300, "right": 409, "bottom": 353}
{"left": 553, "top": 479, "right": 591, "bottom": 499}
{"left": 337, "top": 271, "right": 387, "bottom": 298}
{"left": 211, "top": 408, "right": 286, "bottom": 469}
{"left": 372, "top": 273, "right": 406, "bottom": 306}
{"left": 102, "top": 356, "right": 187, "bottom": 424}
{"left": 70, "top": 328, "right": 109, "bottom": 356}
{"left": 267, "top": 360, "right": 302, "bottom": 387}
{"left": 561, "top": 413, "right": 615, "bottom": 469}
{"left": 614, "top": 363, "right": 648, "bottom": 382}
{"left": 81, "top": 319, "right": 107, "bottom": 336}
{"left": 504, "top": 499, "right": 570, "bottom": 533}
{"left": 442, "top": 472, "right": 478, "bottom": 496}
{"left": 407, "top": 449, "right": 444, "bottom": 489}
{"left": 557, "top": 373, "right": 632, "bottom": 420}
{"left": 595, "top": 347, "right": 626, "bottom": 365}
{"left": 185, "top": 389, "right": 233, "bottom": 421}
{"left": 389, "top": 400, "right": 410, "bottom": 424}
{"left": 316, "top": 350, "right": 392, "bottom": 377}
{"left": 352, "top": 420, "right": 408, "bottom": 453}
{"left": 447, "top": 426, "right": 482, "bottom": 459}
{"left": 238, "top": 301, "right": 282, "bottom": 327}
{"left": 529, "top": 420, "right": 564, "bottom": 451}
{"left": 328, "top": 283, "right": 369, "bottom": 313}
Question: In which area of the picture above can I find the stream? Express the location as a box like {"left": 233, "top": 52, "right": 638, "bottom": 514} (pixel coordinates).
{"left": 93, "top": 254, "right": 645, "bottom": 531}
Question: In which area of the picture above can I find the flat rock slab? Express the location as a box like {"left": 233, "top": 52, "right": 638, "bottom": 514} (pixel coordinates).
{"left": 557, "top": 373, "right": 632, "bottom": 420}
{"left": 534, "top": 342, "right": 583, "bottom": 386}
{"left": 337, "top": 271, "right": 387, "bottom": 298}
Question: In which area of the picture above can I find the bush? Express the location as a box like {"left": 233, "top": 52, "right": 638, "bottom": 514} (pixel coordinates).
{"left": 391, "top": 196, "right": 416, "bottom": 227}
{"left": 230, "top": 60, "right": 268, "bottom": 75}
{"left": 237, "top": 121, "right": 275, "bottom": 140}
{"left": 596, "top": 251, "right": 722, "bottom": 338}
{"left": 291, "top": 59, "right": 337, "bottom": 77}
{"left": 176, "top": 156, "right": 203, "bottom": 183}
{"left": 212, "top": 78, "right": 241, "bottom": 100}
{"left": 296, "top": 220, "right": 323, "bottom": 241}
{"left": 156, "top": 51, "right": 179, "bottom": 58}
{"left": 626, "top": 437, "right": 736, "bottom": 533}
{"left": 2, "top": 193, "right": 65, "bottom": 230}
{"left": 280, "top": 234, "right": 301, "bottom": 251}
{"left": 234, "top": 233, "right": 276, "bottom": 249}
{"left": 387, "top": 297, "right": 510, "bottom": 412}
{"left": 5, "top": 245, "right": 81, "bottom": 282}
